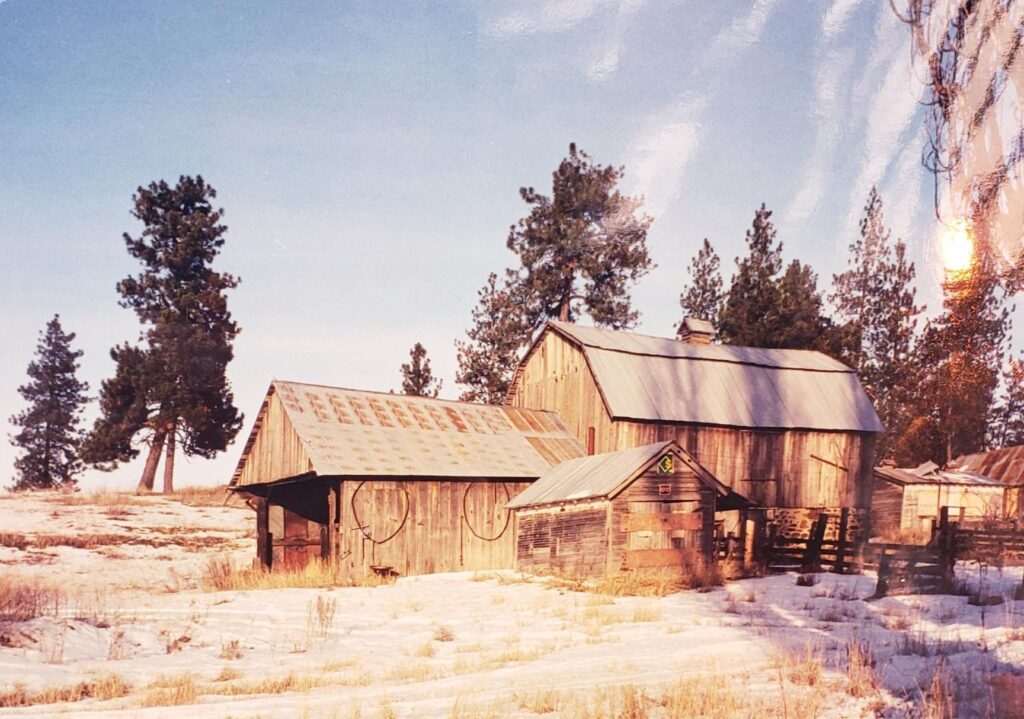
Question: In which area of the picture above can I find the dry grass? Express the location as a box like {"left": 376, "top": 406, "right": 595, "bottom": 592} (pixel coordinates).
{"left": 0, "top": 573, "right": 63, "bottom": 622}
{"left": 0, "top": 531, "right": 234, "bottom": 553}
{"left": 432, "top": 624, "right": 455, "bottom": 642}
{"left": 202, "top": 556, "right": 384, "bottom": 591}
{"left": 775, "top": 645, "right": 824, "bottom": 686}
{"left": 846, "top": 638, "right": 879, "bottom": 699}
{"left": 171, "top": 485, "right": 230, "bottom": 506}
{"left": 219, "top": 638, "right": 244, "bottom": 660}
{"left": 141, "top": 672, "right": 198, "bottom": 707}
{"left": 0, "top": 674, "right": 130, "bottom": 708}
{"left": 43, "top": 490, "right": 150, "bottom": 507}
{"left": 920, "top": 661, "right": 956, "bottom": 719}
{"left": 592, "top": 565, "right": 723, "bottom": 597}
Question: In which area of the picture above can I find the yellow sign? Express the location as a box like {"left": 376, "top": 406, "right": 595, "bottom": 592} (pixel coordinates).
{"left": 657, "top": 454, "right": 673, "bottom": 473}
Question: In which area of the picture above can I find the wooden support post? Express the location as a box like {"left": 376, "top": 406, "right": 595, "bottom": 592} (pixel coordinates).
{"left": 256, "top": 498, "right": 271, "bottom": 570}
{"left": 738, "top": 508, "right": 749, "bottom": 566}
{"left": 327, "top": 482, "right": 338, "bottom": 565}
{"left": 700, "top": 490, "right": 715, "bottom": 565}
{"left": 760, "top": 523, "right": 778, "bottom": 574}
{"left": 873, "top": 549, "right": 890, "bottom": 599}
{"left": 801, "top": 514, "right": 828, "bottom": 574}
{"left": 941, "top": 509, "right": 956, "bottom": 590}
{"left": 833, "top": 507, "right": 850, "bottom": 575}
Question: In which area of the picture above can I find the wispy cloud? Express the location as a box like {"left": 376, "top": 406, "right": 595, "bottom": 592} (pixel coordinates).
{"left": 705, "top": 0, "right": 780, "bottom": 67}
{"left": 786, "top": 46, "right": 856, "bottom": 226}
{"left": 821, "top": 0, "right": 866, "bottom": 41}
{"left": 487, "top": 0, "right": 646, "bottom": 82}
{"left": 845, "top": 5, "right": 923, "bottom": 232}
{"left": 626, "top": 97, "right": 706, "bottom": 219}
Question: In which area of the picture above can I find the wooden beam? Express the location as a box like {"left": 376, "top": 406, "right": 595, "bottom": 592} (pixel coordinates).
{"left": 623, "top": 548, "right": 697, "bottom": 568}
{"left": 621, "top": 512, "right": 702, "bottom": 532}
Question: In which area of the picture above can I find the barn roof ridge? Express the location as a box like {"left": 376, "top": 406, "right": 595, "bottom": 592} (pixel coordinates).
{"left": 270, "top": 378, "right": 566, "bottom": 416}
{"left": 874, "top": 463, "right": 1021, "bottom": 487}
{"left": 546, "top": 320, "right": 855, "bottom": 373}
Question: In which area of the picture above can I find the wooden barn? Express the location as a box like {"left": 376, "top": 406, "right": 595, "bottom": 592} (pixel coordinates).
{"left": 507, "top": 441, "right": 742, "bottom": 576}
{"left": 506, "top": 321, "right": 884, "bottom": 538}
{"left": 873, "top": 462, "right": 1013, "bottom": 536}
{"left": 229, "top": 380, "right": 585, "bottom": 578}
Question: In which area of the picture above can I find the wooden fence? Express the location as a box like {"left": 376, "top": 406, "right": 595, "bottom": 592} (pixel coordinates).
{"left": 762, "top": 510, "right": 858, "bottom": 575}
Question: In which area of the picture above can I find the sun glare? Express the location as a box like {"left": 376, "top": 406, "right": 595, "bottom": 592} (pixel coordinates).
{"left": 939, "top": 220, "right": 974, "bottom": 274}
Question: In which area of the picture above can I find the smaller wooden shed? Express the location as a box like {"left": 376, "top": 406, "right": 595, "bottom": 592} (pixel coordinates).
{"left": 957, "top": 444, "right": 1024, "bottom": 519}
{"left": 873, "top": 462, "right": 1011, "bottom": 536}
{"left": 507, "top": 441, "right": 733, "bottom": 577}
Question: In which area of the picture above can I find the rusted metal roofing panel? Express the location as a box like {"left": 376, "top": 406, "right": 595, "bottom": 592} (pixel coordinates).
{"left": 957, "top": 444, "right": 1024, "bottom": 485}
{"left": 582, "top": 345, "right": 882, "bottom": 432}
{"left": 232, "top": 381, "right": 586, "bottom": 487}
{"left": 875, "top": 464, "right": 1011, "bottom": 487}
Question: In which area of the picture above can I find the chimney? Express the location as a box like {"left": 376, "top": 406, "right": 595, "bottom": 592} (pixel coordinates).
{"left": 677, "top": 317, "right": 715, "bottom": 344}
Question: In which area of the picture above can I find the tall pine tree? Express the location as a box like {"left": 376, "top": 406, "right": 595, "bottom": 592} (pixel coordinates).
{"left": 896, "top": 228, "right": 1010, "bottom": 464}
{"left": 9, "top": 315, "right": 90, "bottom": 491}
{"left": 455, "top": 273, "right": 527, "bottom": 404}
{"left": 677, "top": 238, "right": 724, "bottom": 333}
{"left": 82, "top": 176, "right": 243, "bottom": 493}
{"left": 831, "top": 188, "right": 923, "bottom": 460}
{"left": 400, "top": 343, "right": 442, "bottom": 398}
{"left": 718, "top": 204, "right": 784, "bottom": 347}
{"left": 506, "top": 143, "right": 653, "bottom": 330}
{"left": 989, "top": 355, "right": 1024, "bottom": 449}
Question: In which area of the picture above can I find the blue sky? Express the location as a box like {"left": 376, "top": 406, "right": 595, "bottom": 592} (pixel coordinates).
{"left": 1, "top": 1, "right": 957, "bottom": 488}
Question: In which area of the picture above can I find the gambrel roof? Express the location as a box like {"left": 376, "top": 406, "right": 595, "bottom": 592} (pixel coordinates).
{"left": 230, "top": 380, "right": 585, "bottom": 488}
{"left": 509, "top": 321, "right": 883, "bottom": 433}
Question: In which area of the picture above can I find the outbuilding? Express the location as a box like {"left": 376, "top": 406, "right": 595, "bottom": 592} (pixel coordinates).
{"left": 873, "top": 462, "right": 1011, "bottom": 537}
{"left": 507, "top": 440, "right": 739, "bottom": 576}
{"left": 229, "top": 380, "right": 585, "bottom": 578}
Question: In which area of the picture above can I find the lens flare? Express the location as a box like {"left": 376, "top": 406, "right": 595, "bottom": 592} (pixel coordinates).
{"left": 939, "top": 220, "right": 974, "bottom": 274}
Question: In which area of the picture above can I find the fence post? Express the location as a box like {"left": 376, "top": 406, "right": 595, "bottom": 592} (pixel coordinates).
{"left": 760, "top": 523, "right": 778, "bottom": 574}
{"left": 256, "top": 498, "right": 272, "bottom": 570}
{"left": 939, "top": 507, "right": 955, "bottom": 590}
{"left": 873, "top": 549, "right": 890, "bottom": 599}
{"left": 833, "top": 507, "right": 850, "bottom": 574}
{"left": 802, "top": 514, "right": 828, "bottom": 574}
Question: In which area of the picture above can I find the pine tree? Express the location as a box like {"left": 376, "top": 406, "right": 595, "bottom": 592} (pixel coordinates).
{"left": 400, "top": 343, "right": 442, "bottom": 398}
{"left": 896, "top": 239, "right": 1010, "bottom": 464}
{"left": 677, "top": 238, "right": 724, "bottom": 332}
{"left": 718, "top": 204, "right": 784, "bottom": 347}
{"left": 989, "top": 356, "right": 1024, "bottom": 449}
{"left": 9, "top": 315, "right": 90, "bottom": 491}
{"left": 831, "top": 188, "right": 923, "bottom": 460}
{"left": 506, "top": 143, "right": 653, "bottom": 330}
{"left": 455, "top": 273, "right": 528, "bottom": 404}
{"left": 82, "top": 176, "right": 243, "bottom": 493}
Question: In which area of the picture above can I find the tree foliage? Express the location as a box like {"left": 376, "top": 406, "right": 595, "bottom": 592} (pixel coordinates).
{"left": 82, "top": 176, "right": 242, "bottom": 492}
{"left": 989, "top": 355, "right": 1024, "bottom": 450}
{"left": 455, "top": 273, "right": 528, "bottom": 404}
{"left": 893, "top": 244, "right": 1010, "bottom": 464}
{"left": 677, "top": 238, "right": 724, "bottom": 333}
{"left": 831, "top": 188, "right": 923, "bottom": 460}
{"left": 9, "top": 315, "right": 90, "bottom": 491}
{"left": 400, "top": 343, "right": 442, "bottom": 398}
{"left": 506, "top": 143, "right": 653, "bottom": 329}
{"left": 718, "top": 204, "right": 843, "bottom": 354}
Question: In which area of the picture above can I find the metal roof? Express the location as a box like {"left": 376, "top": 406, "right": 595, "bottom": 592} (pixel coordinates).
{"left": 231, "top": 381, "right": 586, "bottom": 487}
{"left": 507, "top": 441, "right": 729, "bottom": 509}
{"left": 956, "top": 444, "right": 1024, "bottom": 485}
{"left": 874, "top": 462, "right": 1011, "bottom": 487}
{"left": 529, "top": 321, "right": 883, "bottom": 433}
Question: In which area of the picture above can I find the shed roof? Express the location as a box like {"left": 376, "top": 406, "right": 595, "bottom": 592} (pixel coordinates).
{"left": 874, "top": 462, "right": 1012, "bottom": 487}
{"left": 511, "top": 321, "right": 883, "bottom": 433}
{"left": 506, "top": 440, "right": 730, "bottom": 509}
{"left": 230, "top": 380, "right": 586, "bottom": 487}
{"left": 956, "top": 444, "right": 1024, "bottom": 485}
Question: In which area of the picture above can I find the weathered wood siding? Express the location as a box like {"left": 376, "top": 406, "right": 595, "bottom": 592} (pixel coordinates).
{"left": 235, "top": 391, "right": 314, "bottom": 488}
{"left": 870, "top": 478, "right": 904, "bottom": 537}
{"left": 509, "top": 331, "right": 876, "bottom": 509}
{"left": 901, "top": 484, "right": 1004, "bottom": 531}
{"left": 608, "top": 468, "right": 712, "bottom": 571}
{"left": 515, "top": 503, "right": 609, "bottom": 576}
{"left": 336, "top": 479, "right": 530, "bottom": 579}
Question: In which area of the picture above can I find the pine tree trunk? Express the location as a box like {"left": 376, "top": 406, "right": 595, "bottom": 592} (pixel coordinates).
{"left": 162, "top": 421, "right": 177, "bottom": 495}
{"left": 137, "top": 430, "right": 166, "bottom": 493}
{"left": 163, "top": 422, "right": 176, "bottom": 494}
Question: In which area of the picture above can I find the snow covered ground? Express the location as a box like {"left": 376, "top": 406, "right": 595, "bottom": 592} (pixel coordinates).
{"left": 1, "top": 491, "right": 1023, "bottom": 718}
